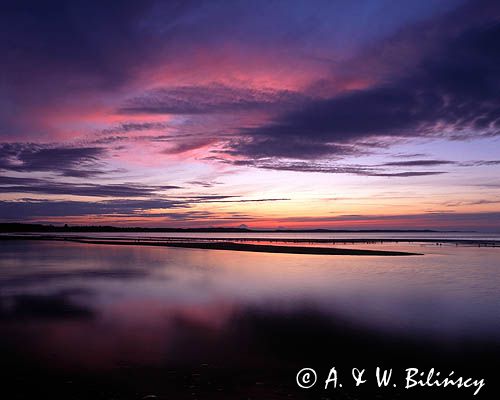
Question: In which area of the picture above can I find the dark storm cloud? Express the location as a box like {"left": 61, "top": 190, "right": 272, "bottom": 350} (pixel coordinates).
{"left": 0, "top": 143, "right": 107, "bottom": 177}
{"left": 120, "top": 84, "right": 309, "bottom": 115}
{"left": 0, "top": 176, "right": 180, "bottom": 197}
{"left": 230, "top": 21, "right": 500, "bottom": 160}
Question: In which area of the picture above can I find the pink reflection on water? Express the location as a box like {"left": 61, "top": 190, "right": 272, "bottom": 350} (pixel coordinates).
{"left": 1, "top": 240, "right": 500, "bottom": 372}
{"left": 2, "top": 300, "right": 236, "bottom": 370}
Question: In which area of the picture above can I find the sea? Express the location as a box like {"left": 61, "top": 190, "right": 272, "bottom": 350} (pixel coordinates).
{"left": 1, "top": 231, "right": 499, "bottom": 399}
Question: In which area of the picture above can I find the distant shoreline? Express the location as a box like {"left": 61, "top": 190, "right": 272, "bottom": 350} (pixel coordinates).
{"left": 0, "top": 222, "right": 469, "bottom": 234}
{"left": 0, "top": 235, "right": 422, "bottom": 256}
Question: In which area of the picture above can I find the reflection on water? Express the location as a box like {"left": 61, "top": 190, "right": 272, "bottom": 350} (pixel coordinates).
{"left": 18, "top": 230, "right": 500, "bottom": 241}
{"left": 1, "top": 240, "right": 500, "bottom": 398}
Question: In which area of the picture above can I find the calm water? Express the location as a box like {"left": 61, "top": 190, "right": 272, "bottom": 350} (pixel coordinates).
{"left": 14, "top": 230, "right": 500, "bottom": 241}
{"left": 1, "top": 239, "right": 500, "bottom": 399}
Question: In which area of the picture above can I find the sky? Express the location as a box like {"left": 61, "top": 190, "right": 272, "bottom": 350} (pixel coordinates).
{"left": 1, "top": 0, "right": 500, "bottom": 231}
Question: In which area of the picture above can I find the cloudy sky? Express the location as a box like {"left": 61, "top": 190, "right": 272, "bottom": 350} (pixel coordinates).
{"left": 1, "top": 0, "right": 500, "bottom": 230}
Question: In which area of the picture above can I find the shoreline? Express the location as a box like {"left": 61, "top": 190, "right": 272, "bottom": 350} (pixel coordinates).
{"left": 2, "top": 233, "right": 499, "bottom": 246}
{"left": 0, "top": 235, "right": 422, "bottom": 256}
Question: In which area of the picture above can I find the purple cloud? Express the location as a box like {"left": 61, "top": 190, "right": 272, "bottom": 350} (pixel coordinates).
{"left": 0, "top": 143, "right": 107, "bottom": 177}
{"left": 228, "top": 19, "right": 500, "bottom": 161}
{"left": 120, "top": 84, "right": 309, "bottom": 115}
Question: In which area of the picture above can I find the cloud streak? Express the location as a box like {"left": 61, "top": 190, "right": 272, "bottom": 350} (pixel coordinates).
{"left": 0, "top": 196, "right": 289, "bottom": 220}
{"left": 0, "top": 144, "right": 108, "bottom": 177}
{"left": 0, "top": 176, "right": 180, "bottom": 198}
{"left": 228, "top": 159, "right": 448, "bottom": 177}
{"left": 120, "top": 84, "right": 309, "bottom": 115}
{"left": 381, "top": 160, "right": 455, "bottom": 167}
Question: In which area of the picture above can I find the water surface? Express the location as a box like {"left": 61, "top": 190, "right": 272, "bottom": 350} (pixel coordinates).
{"left": 1, "top": 240, "right": 499, "bottom": 399}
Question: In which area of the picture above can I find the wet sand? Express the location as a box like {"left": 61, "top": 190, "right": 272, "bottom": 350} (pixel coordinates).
{"left": 0, "top": 235, "right": 421, "bottom": 256}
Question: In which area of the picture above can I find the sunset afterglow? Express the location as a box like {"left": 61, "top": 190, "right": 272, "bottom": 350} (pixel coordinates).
{"left": 1, "top": 0, "right": 500, "bottom": 230}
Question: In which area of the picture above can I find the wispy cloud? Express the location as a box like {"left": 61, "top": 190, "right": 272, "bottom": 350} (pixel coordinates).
{"left": 0, "top": 196, "right": 289, "bottom": 220}
{"left": 0, "top": 199, "right": 183, "bottom": 219}
{"left": 227, "top": 159, "right": 448, "bottom": 177}
{"left": 266, "top": 211, "right": 500, "bottom": 230}
{"left": 97, "top": 122, "right": 169, "bottom": 136}
{"left": 0, "top": 176, "right": 180, "bottom": 197}
{"left": 119, "top": 84, "right": 309, "bottom": 115}
{"left": 381, "top": 160, "right": 455, "bottom": 167}
{"left": 0, "top": 143, "right": 107, "bottom": 177}
{"left": 459, "top": 160, "right": 500, "bottom": 167}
